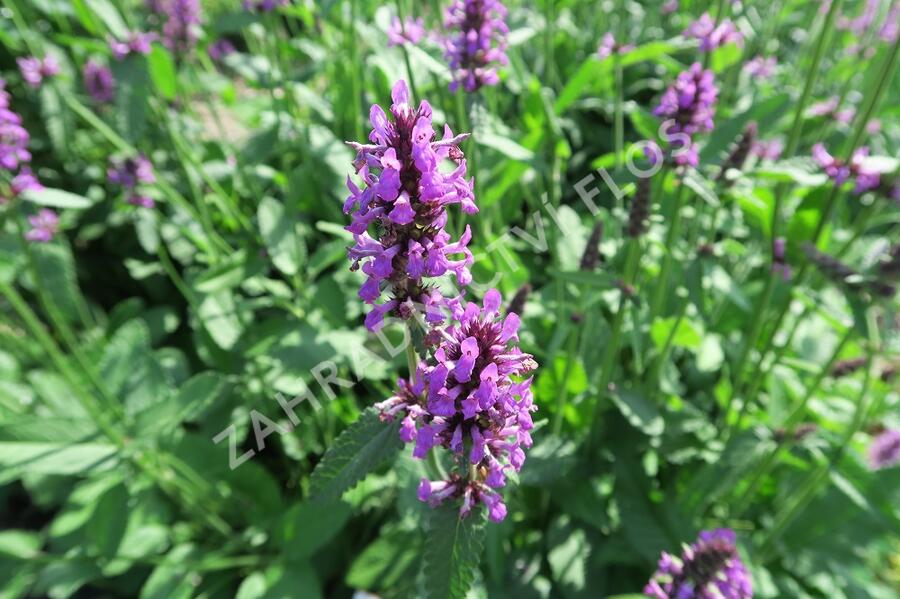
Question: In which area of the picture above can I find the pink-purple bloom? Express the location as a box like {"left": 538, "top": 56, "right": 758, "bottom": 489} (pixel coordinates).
{"left": 644, "top": 529, "right": 753, "bottom": 599}
{"left": 109, "top": 32, "right": 156, "bottom": 60}
{"left": 109, "top": 155, "right": 156, "bottom": 208}
{"left": 837, "top": 0, "right": 880, "bottom": 35}
{"left": 443, "top": 0, "right": 509, "bottom": 92}
{"left": 743, "top": 55, "right": 777, "bottom": 79}
{"left": 208, "top": 39, "right": 236, "bottom": 62}
{"left": 162, "top": 0, "right": 201, "bottom": 54}
{"left": 388, "top": 16, "right": 426, "bottom": 47}
{"left": 808, "top": 96, "right": 855, "bottom": 124}
{"left": 597, "top": 32, "right": 635, "bottom": 59}
{"left": 772, "top": 237, "right": 791, "bottom": 281}
{"left": 377, "top": 289, "right": 537, "bottom": 522}
{"left": 812, "top": 143, "right": 880, "bottom": 194}
{"left": 868, "top": 428, "right": 900, "bottom": 470}
{"left": 243, "top": 0, "right": 286, "bottom": 12}
{"left": 17, "top": 56, "right": 60, "bottom": 89}
{"left": 662, "top": 0, "right": 679, "bottom": 14}
{"left": 344, "top": 80, "right": 477, "bottom": 331}
{"left": 880, "top": 4, "right": 899, "bottom": 42}
{"left": 25, "top": 209, "right": 59, "bottom": 243}
{"left": 651, "top": 63, "right": 718, "bottom": 167}
{"left": 0, "top": 82, "right": 32, "bottom": 172}
{"left": 751, "top": 138, "right": 784, "bottom": 161}
{"left": 684, "top": 13, "right": 743, "bottom": 52}
{"left": 82, "top": 60, "right": 115, "bottom": 104}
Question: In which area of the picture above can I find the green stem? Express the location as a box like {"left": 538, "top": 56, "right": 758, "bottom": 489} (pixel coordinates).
{"left": 395, "top": 0, "right": 420, "bottom": 101}
{"left": 614, "top": 55, "right": 624, "bottom": 168}
{"left": 648, "top": 180, "right": 688, "bottom": 321}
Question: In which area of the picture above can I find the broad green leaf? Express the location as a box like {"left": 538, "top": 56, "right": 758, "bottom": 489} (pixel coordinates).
{"left": 139, "top": 545, "right": 198, "bottom": 599}
{"left": 22, "top": 187, "right": 93, "bottom": 209}
{"left": 84, "top": 0, "right": 127, "bottom": 37}
{"left": 0, "top": 442, "right": 118, "bottom": 483}
{"left": 422, "top": 504, "right": 486, "bottom": 599}
{"left": 308, "top": 407, "right": 402, "bottom": 502}
{"left": 30, "top": 242, "right": 84, "bottom": 324}
{"left": 650, "top": 316, "right": 702, "bottom": 350}
{"left": 610, "top": 390, "right": 665, "bottom": 436}
{"left": 346, "top": 525, "right": 422, "bottom": 592}
{"left": 547, "top": 519, "right": 589, "bottom": 592}
{"left": 193, "top": 250, "right": 263, "bottom": 294}
{"left": 236, "top": 562, "right": 322, "bottom": 599}
{"left": 134, "top": 371, "right": 225, "bottom": 439}
{"left": 258, "top": 197, "right": 306, "bottom": 277}
{"left": 112, "top": 55, "right": 150, "bottom": 144}
{"left": 476, "top": 132, "right": 534, "bottom": 161}
{"left": 197, "top": 289, "right": 243, "bottom": 350}
{"left": 280, "top": 500, "right": 351, "bottom": 559}
{"left": 0, "top": 530, "right": 41, "bottom": 559}
{"left": 148, "top": 46, "right": 177, "bottom": 100}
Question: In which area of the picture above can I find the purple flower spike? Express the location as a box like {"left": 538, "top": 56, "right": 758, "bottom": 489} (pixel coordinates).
{"left": 162, "top": 0, "right": 201, "bottom": 54}
{"left": 869, "top": 428, "right": 900, "bottom": 470}
{"left": 208, "top": 39, "right": 236, "bottom": 62}
{"left": 25, "top": 209, "right": 60, "bottom": 243}
{"left": 83, "top": 60, "right": 115, "bottom": 104}
{"left": 109, "top": 31, "right": 157, "bottom": 60}
{"left": 684, "top": 13, "right": 743, "bottom": 53}
{"left": 17, "top": 56, "right": 60, "bottom": 89}
{"left": 388, "top": 16, "right": 426, "bottom": 47}
{"left": 597, "top": 33, "right": 635, "bottom": 59}
{"left": 653, "top": 63, "right": 718, "bottom": 167}
{"left": 376, "top": 289, "right": 538, "bottom": 522}
{"left": 644, "top": 528, "right": 753, "bottom": 599}
{"left": 443, "top": 0, "right": 509, "bottom": 93}
{"left": 812, "top": 143, "right": 880, "bottom": 194}
{"left": 109, "top": 155, "right": 155, "bottom": 208}
{"left": 743, "top": 55, "right": 777, "bottom": 79}
{"left": 344, "top": 80, "right": 477, "bottom": 331}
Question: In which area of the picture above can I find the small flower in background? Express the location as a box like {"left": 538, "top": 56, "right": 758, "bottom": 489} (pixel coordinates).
{"left": 109, "top": 155, "right": 156, "bottom": 208}
{"left": 652, "top": 62, "right": 718, "bottom": 167}
{"left": 11, "top": 167, "right": 42, "bottom": 197}
{"left": 645, "top": 528, "right": 753, "bottom": 599}
{"left": 596, "top": 32, "right": 635, "bottom": 59}
{"left": 145, "top": 0, "right": 166, "bottom": 13}
{"left": 162, "top": 0, "right": 202, "bottom": 54}
{"left": 443, "top": 0, "right": 509, "bottom": 93}
{"left": 807, "top": 96, "right": 855, "bottom": 124}
{"left": 17, "top": 56, "right": 60, "bottom": 88}
{"left": 772, "top": 237, "right": 791, "bottom": 281}
{"left": 879, "top": 4, "right": 899, "bottom": 43}
{"left": 387, "top": 16, "right": 426, "bottom": 47}
{"left": 868, "top": 428, "right": 900, "bottom": 470}
{"left": 812, "top": 143, "right": 880, "bottom": 194}
{"left": 109, "top": 32, "right": 157, "bottom": 60}
{"left": 684, "top": 12, "right": 743, "bottom": 53}
{"left": 743, "top": 55, "right": 777, "bottom": 79}
{"left": 344, "top": 80, "right": 477, "bottom": 331}
{"left": 836, "top": 0, "right": 879, "bottom": 36}
{"left": 0, "top": 79, "right": 32, "bottom": 173}
{"left": 82, "top": 60, "right": 115, "bottom": 104}
{"left": 25, "top": 209, "right": 59, "bottom": 243}
{"left": 661, "top": 0, "right": 679, "bottom": 15}
{"left": 751, "top": 138, "right": 783, "bottom": 161}
{"left": 377, "top": 289, "right": 538, "bottom": 522}
{"left": 243, "top": 0, "right": 286, "bottom": 12}
{"left": 208, "top": 39, "right": 236, "bottom": 62}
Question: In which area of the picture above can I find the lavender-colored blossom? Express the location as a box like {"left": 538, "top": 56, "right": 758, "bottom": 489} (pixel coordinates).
{"left": 652, "top": 63, "right": 718, "bottom": 167}
{"left": 837, "top": 0, "right": 879, "bottom": 35}
{"left": 662, "top": 0, "right": 679, "bottom": 14}
{"left": 752, "top": 138, "right": 783, "bottom": 161}
{"left": 880, "top": 4, "right": 899, "bottom": 42}
{"left": 377, "top": 289, "right": 537, "bottom": 522}
{"left": 388, "top": 16, "right": 426, "bottom": 47}
{"left": 109, "top": 155, "right": 156, "bottom": 208}
{"left": 684, "top": 13, "right": 743, "bottom": 52}
{"left": 208, "top": 39, "right": 236, "bottom": 62}
{"left": 807, "top": 96, "right": 855, "bottom": 123}
{"left": 25, "top": 209, "right": 59, "bottom": 243}
{"left": 869, "top": 428, "right": 900, "bottom": 470}
{"left": 443, "top": 0, "right": 509, "bottom": 93}
{"left": 243, "top": 0, "right": 286, "bottom": 12}
{"left": 743, "top": 55, "right": 776, "bottom": 79}
{"left": 772, "top": 237, "right": 791, "bottom": 281}
{"left": 597, "top": 33, "right": 635, "bottom": 59}
{"left": 17, "top": 56, "right": 59, "bottom": 89}
{"left": 11, "top": 168, "right": 42, "bottom": 197}
{"left": 344, "top": 80, "right": 477, "bottom": 331}
{"left": 0, "top": 80, "right": 31, "bottom": 173}
{"left": 812, "top": 143, "right": 880, "bottom": 194}
{"left": 162, "top": 0, "right": 201, "bottom": 54}
{"left": 644, "top": 528, "right": 753, "bottom": 599}
{"left": 109, "top": 32, "right": 157, "bottom": 60}
{"left": 82, "top": 60, "right": 115, "bottom": 104}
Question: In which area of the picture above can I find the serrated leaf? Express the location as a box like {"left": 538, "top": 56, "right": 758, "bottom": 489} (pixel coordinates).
{"left": 30, "top": 242, "right": 83, "bottom": 324}
{"left": 308, "top": 407, "right": 402, "bottom": 502}
{"left": 422, "top": 504, "right": 486, "bottom": 599}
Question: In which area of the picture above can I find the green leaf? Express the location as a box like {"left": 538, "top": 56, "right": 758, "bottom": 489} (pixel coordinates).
{"left": 112, "top": 55, "right": 150, "bottom": 144}
{"left": 650, "top": 317, "right": 702, "bottom": 350}
{"left": 476, "top": 132, "right": 534, "bottom": 161}
{"left": 308, "top": 407, "right": 402, "bottom": 502}
{"left": 280, "top": 500, "right": 351, "bottom": 559}
{"left": 148, "top": 46, "right": 177, "bottom": 100}
{"left": 258, "top": 197, "right": 306, "bottom": 277}
{"left": 0, "top": 530, "right": 41, "bottom": 559}
{"left": 30, "top": 242, "right": 84, "bottom": 324}
{"left": 346, "top": 525, "right": 422, "bottom": 592}
{"left": 610, "top": 389, "right": 665, "bottom": 436}
{"left": 547, "top": 518, "right": 589, "bottom": 592}
{"left": 134, "top": 372, "right": 225, "bottom": 439}
{"left": 197, "top": 289, "right": 243, "bottom": 350}
{"left": 193, "top": 250, "right": 262, "bottom": 294}
{"left": 0, "top": 442, "right": 118, "bottom": 484}
{"left": 422, "top": 503, "right": 486, "bottom": 599}
{"left": 236, "top": 562, "right": 322, "bottom": 599}
{"left": 22, "top": 187, "right": 93, "bottom": 209}
{"left": 84, "top": 0, "right": 127, "bottom": 37}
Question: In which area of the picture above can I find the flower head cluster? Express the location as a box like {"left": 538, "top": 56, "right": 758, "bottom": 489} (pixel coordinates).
{"left": 1, "top": 79, "right": 41, "bottom": 203}
{"left": 684, "top": 13, "right": 743, "bottom": 52}
{"left": 812, "top": 143, "right": 880, "bottom": 194}
{"left": 645, "top": 528, "right": 753, "bottom": 599}
{"left": 388, "top": 16, "right": 426, "bottom": 47}
{"left": 208, "top": 39, "right": 236, "bottom": 62}
{"left": 772, "top": 237, "right": 791, "bottom": 281}
{"left": 376, "top": 289, "right": 537, "bottom": 522}
{"left": 243, "top": 0, "right": 286, "bottom": 12}
{"left": 807, "top": 96, "right": 855, "bottom": 124}
{"left": 162, "top": 0, "right": 201, "bottom": 54}
{"left": 443, "top": 0, "right": 509, "bottom": 92}
{"left": 837, "top": 0, "right": 879, "bottom": 35}
{"left": 17, "top": 56, "right": 59, "bottom": 89}
{"left": 751, "top": 138, "right": 783, "bottom": 161}
{"left": 344, "top": 80, "right": 477, "bottom": 331}
{"left": 652, "top": 63, "right": 718, "bottom": 167}
{"left": 743, "top": 55, "right": 776, "bottom": 79}
{"left": 83, "top": 60, "right": 115, "bottom": 104}
{"left": 597, "top": 33, "right": 635, "bottom": 59}
{"left": 110, "top": 32, "right": 156, "bottom": 60}
{"left": 109, "top": 155, "right": 156, "bottom": 208}
{"left": 25, "top": 209, "right": 59, "bottom": 243}
{"left": 869, "top": 428, "right": 900, "bottom": 470}
{"left": 880, "top": 4, "right": 899, "bottom": 43}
